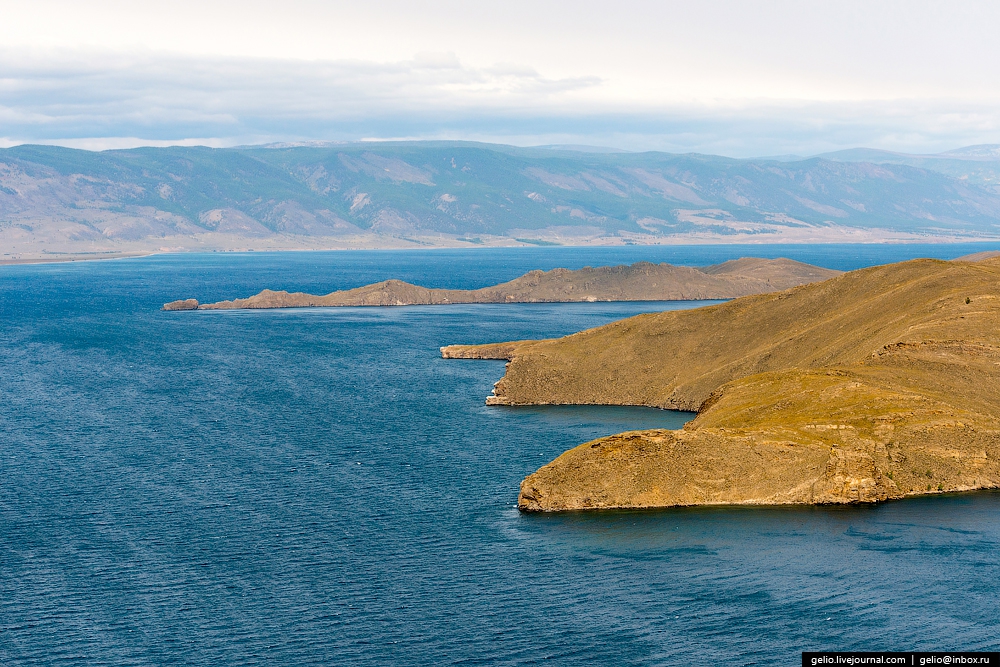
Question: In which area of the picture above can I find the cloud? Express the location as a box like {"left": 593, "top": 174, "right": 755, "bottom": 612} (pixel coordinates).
{"left": 0, "top": 49, "right": 600, "bottom": 136}
{"left": 1, "top": 48, "right": 1000, "bottom": 156}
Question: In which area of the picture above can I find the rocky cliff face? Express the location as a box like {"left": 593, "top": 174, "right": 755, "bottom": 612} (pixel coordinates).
{"left": 445, "top": 257, "right": 1000, "bottom": 510}
{"left": 162, "top": 298, "right": 199, "bottom": 311}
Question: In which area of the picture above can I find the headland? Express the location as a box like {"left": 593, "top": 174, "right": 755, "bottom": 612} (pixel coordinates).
{"left": 443, "top": 255, "right": 1000, "bottom": 510}
{"left": 162, "top": 258, "right": 840, "bottom": 310}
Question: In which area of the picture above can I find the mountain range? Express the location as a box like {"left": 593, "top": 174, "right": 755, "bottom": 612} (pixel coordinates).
{"left": 4, "top": 141, "right": 1000, "bottom": 257}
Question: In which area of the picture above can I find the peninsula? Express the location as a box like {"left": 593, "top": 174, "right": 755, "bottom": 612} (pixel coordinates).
{"left": 443, "top": 256, "right": 1000, "bottom": 510}
{"left": 162, "top": 258, "right": 840, "bottom": 310}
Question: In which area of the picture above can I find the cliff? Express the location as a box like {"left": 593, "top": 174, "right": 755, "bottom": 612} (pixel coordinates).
{"left": 163, "top": 258, "right": 840, "bottom": 310}
{"left": 442, "top": 256, "right": 1000, "bottom": 510}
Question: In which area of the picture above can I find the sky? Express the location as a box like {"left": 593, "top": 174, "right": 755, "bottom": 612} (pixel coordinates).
{"left": 1, "top": 0, "right": 1000, "bottom": 156}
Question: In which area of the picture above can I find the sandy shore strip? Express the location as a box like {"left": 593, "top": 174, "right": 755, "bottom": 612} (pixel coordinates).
{"left": 0, "top": 251, "right": 154, "bottom": 266}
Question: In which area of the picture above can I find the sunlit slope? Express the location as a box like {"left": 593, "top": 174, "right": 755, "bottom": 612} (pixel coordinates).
{"left": 444, "top": 257, "right": 1000, "bottom": 509}
{"left": 446, "top": 258, "right": 1000, "bottom": 410}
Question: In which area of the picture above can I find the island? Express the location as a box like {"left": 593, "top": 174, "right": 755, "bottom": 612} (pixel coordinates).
{"left": 162, "top": 258, "right": 840, "bottom": 310}
{"left": 442, "top": 255, "right": 1000, "bottom": 510}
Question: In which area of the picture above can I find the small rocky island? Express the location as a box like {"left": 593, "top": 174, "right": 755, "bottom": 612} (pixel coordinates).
{"left": 162, "top": 258, "right": 840, "bottom": 310}
{"left": 443, "top": 255, "right": 1000, "bottom": 510}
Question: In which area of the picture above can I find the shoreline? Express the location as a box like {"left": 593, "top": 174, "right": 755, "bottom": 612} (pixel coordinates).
{"left": 3, "top": 241, "right": 999, "bottom": 268}
{"left": 0, "top": 251, "right": 155, "bottom": 266}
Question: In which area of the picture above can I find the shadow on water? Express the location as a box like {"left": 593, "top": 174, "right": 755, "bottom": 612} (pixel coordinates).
{"left": 512, "top": 490, "right": 1000, "bottom": 558}
{"left": 495, "top": 404, "right": 695, "bottom": 435}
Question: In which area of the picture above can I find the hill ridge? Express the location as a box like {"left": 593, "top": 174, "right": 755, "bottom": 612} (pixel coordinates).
{"left": 162, "top": 258, "right": 840, "bottom": 310}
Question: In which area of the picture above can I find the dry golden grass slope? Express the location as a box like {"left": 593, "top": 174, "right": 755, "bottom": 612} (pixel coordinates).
{"left": 442, "top": 257, "right": 1000, "bottom": 511}
{"left": 162, "top": 258, "right": 839, "bottom": 310}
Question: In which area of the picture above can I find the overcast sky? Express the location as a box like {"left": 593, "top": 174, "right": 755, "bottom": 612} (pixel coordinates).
{"left": 2, "top": 0, "right": 999, "bottom": 156}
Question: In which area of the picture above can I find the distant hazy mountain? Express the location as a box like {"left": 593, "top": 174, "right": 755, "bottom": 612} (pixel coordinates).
{"left": 817, "top": 144, "right": 1000, "bottom": 163}
{"left": 816, "top": 145, "right": 1000, "bottom": 189}
{"left": 531, "top": 144, "right": 633, "bottom": 154}
{"left": 3, "top": 141, "right": 1000, "bottom": 257}
{"left": 938, "top": 145, "right": 1000, "bottom": 159}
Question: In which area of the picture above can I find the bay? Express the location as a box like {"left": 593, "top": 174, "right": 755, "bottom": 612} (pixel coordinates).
{"left": 1, "top": 244, "right": 999, "bottom": 665}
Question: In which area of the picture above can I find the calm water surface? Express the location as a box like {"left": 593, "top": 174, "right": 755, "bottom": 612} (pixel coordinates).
{"left": 2, "top": 245, "right": 999, "bottom": 665}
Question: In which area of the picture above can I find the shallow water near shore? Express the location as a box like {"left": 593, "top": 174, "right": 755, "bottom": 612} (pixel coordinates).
{"left": 2, "top": 244, "right": 1000, "bottom": 665}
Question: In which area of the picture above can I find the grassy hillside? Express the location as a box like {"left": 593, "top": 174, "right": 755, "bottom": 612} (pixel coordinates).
{"left": 444, "top": 257, "right": 1000, "bottom": 509}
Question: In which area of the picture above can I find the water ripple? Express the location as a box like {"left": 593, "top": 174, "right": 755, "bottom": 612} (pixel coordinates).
{"left": 2, "top": 249, "right": 1000, "bottom": 665}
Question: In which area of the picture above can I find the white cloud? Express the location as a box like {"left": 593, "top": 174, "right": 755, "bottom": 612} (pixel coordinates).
{"left": 4, "top": 1, "right": 1000, "bottom": 100}
{"left": 2, "top": 2, "right": 1000, "bottom": 154}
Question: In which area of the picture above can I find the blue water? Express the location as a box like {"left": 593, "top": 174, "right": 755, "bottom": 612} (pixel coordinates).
{"left": 2, "top": 245, "right": 1000, "bottom": 665}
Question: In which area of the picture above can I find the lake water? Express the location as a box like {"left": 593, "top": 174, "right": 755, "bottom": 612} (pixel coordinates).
{"left": 2, "top": 244, "right": 1000, "bottom": 665}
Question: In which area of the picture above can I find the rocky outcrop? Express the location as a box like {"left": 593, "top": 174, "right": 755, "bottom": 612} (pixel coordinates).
{"left": 163, "top": 298, "right": 199, "bottom": 311}
{"left": 447, "top": 256, "right": 1000, "bottom": 510}
{"left": 439, "top": 342, "right": 527, "bottom": 360}
{"left": 164, "top": 258, "right": 841, "bottom": 310}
